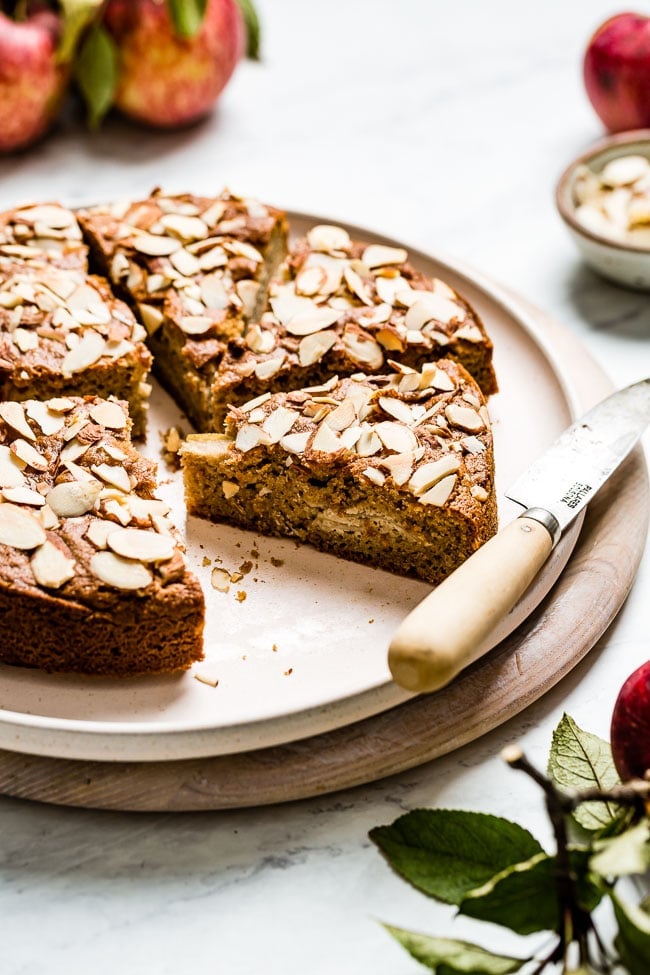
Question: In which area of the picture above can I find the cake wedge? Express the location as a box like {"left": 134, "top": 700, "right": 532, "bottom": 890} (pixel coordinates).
{"left": 181, "top": 359, "right": 497, "bottom": 586}
{"left": 0, "top": 395, "right": 204, "bottom": 676}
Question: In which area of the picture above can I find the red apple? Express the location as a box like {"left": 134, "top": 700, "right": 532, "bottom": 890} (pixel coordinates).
{"left": 104, "top": 0, "right": 245, "bottom": 129}
{"left": 0, "top": 8, "right": 68, "bottom": 153}
{"left": 584, "top": 12, "right": 650, "bottom": 132}
{"left": 610, "top": 661, "right": 650, "bottom": 781}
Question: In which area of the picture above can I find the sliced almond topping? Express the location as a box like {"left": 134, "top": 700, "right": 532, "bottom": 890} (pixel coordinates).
{"left": 421, "top": 366, "right": 455, "bottom": 392}
{"left": 298, "top": 329, "right": 337, "bottom": 367}
{"left": 419, "top": 473, "right": 457, "bottom": 506}
{"left": 363, "top": 467, "right": 386, "bottom": 486}
{"left": 408, "top": 455, "right": 461, "bottom": 496}
{"left": 445, "top": 403, "right": 485, "bottom": 432}
{"left": 462, "top": 436, "right": 486, "bottom": 455}
{"left": 380, "top": 451, "right": 414, "bottom": 486}
{"left": 47, "top": 479, "right": 102, "bottom": 517}
{"left": 241, "top": 392, "right": 271, "bottom": 412}
{"left": 432, "top": 277, "right": 458, "bottom": 300}
{"left": 375, "top": 420, "right": 418, "bottom": 453}
{"left": 284, "top": 306, "right": 341, "bottom": 336}
{"left": 236, "top": 279, "right": 260, "bottom": 318}
{"left": 341, "top": 330, "right": 384, "bottom": 369}
{"left": 133, "top": 233, "right": 181, "bottom": 256}
{"left": 279, "top": 431, "right": 310, "bottom": 454}
{"left": 11, "top": 439, "right": 48, "bottom": 471}
{"left": 246, "top": 323, "right": 275, "bottom": 354}
{"left": 453, "top": 324, "right": 483, "bottom": 343}
{"left": 307, "top": 225, "right": 351, "bottom": 253}
{"left": 406, "top": 293, "right": 465, "bottom": 330}
{"left": 211, "top": 566, "right": 231, "bottom": 592}
{"left": 326, "top": 399, "right": 356, "bottom": 431}
{"left": 86, "top": 519, "right": 113, "bottom": 549}
{"left": 2, "top": 486, "right": 46, "bottom": 506}
{"left": 61, "top": 330, "right": 106, "bottom": 376}
{"left": 343, "top": 265, "right": 373, "bottom": 305}
{"left": 362, "top": 244, "right": 408, "bottom": 269}
{"left": 38, "top": 504, "right": 59, "bottom": 530}
{"left": 16, "top": 204, "right": 76, "bottom": 228}
{"left": 255, "top": 356, "right": 285, "bottom": 381}
{"left": 262, "top": 406, "right": 299, "bottom": 443}
{"left": 90, "top": 551, "right": 153, "bottom": 590}
{"left": 601, "top": 155, "right": 650, "bottom": 187}
{"left": 198, "top": 246, "right": 228, "bottom": 271}
{"left": 357, "top": 427, "right": 382, "bottom": 456}
{"left": 89, "top": 401, "right": 127, "bottom": 430}
{"left": 311, "top": 422, "right": 342, "bottom": 453}
{"left": 170, "top": 248, "right": 201, "bottom": 277}
{"left": 200, "top": 274, "right": 230, "bottom": 309}
{"left": 224, "top": 239, "right": 263, "bottom": 263}
{"left": 0, "top": 401, "right": 36, "bottom": 442}
{"left": 91, "top": 463, "right": 132, "bottom": 492}
{"left": 13, "top": 328, "right": 38, "bottom": 353}
{"left": 0, "top": 445, "right": 31, "bottom": 489}
{"left": 378, "top": 396, "right": 414, "bottom": 425}
{"left": 138, "top": 303, "right": 164, "bottom": 335}
{"left": 235, "top": 423, "right": 270, "bottom": 452}
{"left": 0, "top": 503, "right": 47, "bottom": 549}
{"left": 107, "top": 527, "right": 175, "bottom": 563}
{"left": 160, "top": 213, "right": 208, "bottom": 242}
{"left": 31, "top": 540, "right": 75, "bottom": 588}
{"left": 47, "top": 397, "right": 76, "bottom": 413}
{"left": 471, "top": 484, "right": 489, "bottom": 502}
{"left": 222, "top": 481, "right": 240, "bottom": 499}
{"left": 178, "top": 315, "right": 214, "bottom": 335}
{"left": 295, "top": 265, "right": 328, "bottom": 296}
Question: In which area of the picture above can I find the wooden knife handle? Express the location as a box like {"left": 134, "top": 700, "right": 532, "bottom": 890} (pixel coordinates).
{"left": 388, "top": 516, "right": 554, "bottom": 693}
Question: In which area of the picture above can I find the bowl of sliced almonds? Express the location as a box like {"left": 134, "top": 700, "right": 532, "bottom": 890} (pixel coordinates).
{"left": 556, "top": 129, "right": 650, "bottom": 289}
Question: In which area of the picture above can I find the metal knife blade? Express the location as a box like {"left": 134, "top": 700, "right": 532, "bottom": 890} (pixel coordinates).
{"left": 388, "top": 377, "right": 650, "bottom": 694}
{"left": 506, "top": 377, "right": 650, "bottom": 545}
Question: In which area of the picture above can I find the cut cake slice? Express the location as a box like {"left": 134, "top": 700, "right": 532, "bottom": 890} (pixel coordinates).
{"left": 0, "top": 395, "right": 204, "bottom": 676}
{"left": 181, "top": 359, "right": 497, "bottom": 586}
{"left": 78, "top": 189, "right": 288, "bottom": 431}
{"left": 0, "top": 262, "right": 152, "bottom": 438}
{"left": 0, "top": 202, "right": 88, "bottom": 271}
{"left": 209, "top": 225, "right": 497, "bottom": 427}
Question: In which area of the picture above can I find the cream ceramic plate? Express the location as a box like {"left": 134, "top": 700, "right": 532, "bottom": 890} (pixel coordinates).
{"left": 0, "top": 213, "right": 583, "bottom": 762}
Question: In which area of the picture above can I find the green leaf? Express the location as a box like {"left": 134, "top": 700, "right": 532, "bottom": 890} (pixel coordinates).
{"left": 548, "top": 713, "right": 622, "bottom": 831}
{"left": 460, "top": 850, "right": 603, "bottom": 936}
{"left": 369, "top": 809, "right": 544, "bottom": 906}
{"left": 591, "top": 820, "right": 650, "bottom": 878}
{"left": 166, "top": 0, "right": 208, "bottom": 39}
{"left": 384, "top": 925, "right": 527, "bottom": 974}
{"left": 57, "top": 0, "right": 105, "bottom": 63}
{"left": 612, "top": 892, "right": 650, "bottom": 975}
{"left": 236, "top": 0, "right": 261, "bottom": 59}
{"left": 73, "top": 24, "right": 118, "bottom": 129}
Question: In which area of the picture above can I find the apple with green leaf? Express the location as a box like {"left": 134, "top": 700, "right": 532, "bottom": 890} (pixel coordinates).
{"left": 93, "top": 0, "right": 247, "bottom": 129}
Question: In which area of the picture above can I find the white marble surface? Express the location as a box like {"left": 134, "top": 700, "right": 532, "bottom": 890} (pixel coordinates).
{"left": 1, "top": 1, "right": 649, "bottom": 972}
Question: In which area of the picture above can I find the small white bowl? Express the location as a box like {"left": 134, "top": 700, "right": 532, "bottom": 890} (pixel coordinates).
{"left": 556, "top": 129, "right": 650, "bottom": 290}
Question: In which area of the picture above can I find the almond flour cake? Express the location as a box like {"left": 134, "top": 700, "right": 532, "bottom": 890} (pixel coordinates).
{"left": 78, "top": 189, "right": 288, "bottom": 431}
{"left": 0, "top": 202, "right": 88, "bottom": 271}
{"left": 209, "top": 225, "right": 497, "bottom": 426}
{"left": 0, "top": 263, "right": 152, "bottom": 438}
{"left": 182, "top": 359, "right": 497, "bottom": 586}
{"left": 0, "top": 395, "right": 204, "bottom": 675}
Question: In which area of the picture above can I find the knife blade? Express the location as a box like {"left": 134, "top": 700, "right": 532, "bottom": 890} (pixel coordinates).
{"left": 388, "top": 377, "right": 650, "bottom": 694}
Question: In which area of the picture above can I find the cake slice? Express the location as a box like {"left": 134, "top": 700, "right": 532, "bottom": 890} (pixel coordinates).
{"left": 209, "top": 225, "right": 497, "bottom": 427}
{"left": 78, "top": 189, "right": 288, "bottom": 430}
{"left": 0, "top": 263, "right": 152, "bottom": 438}
{"left": 0, "top": 395, "right": 204, "bottom": 676}
{"left": 181, "top": 359, "right": 497, "bottom": 586}
{"left": 0, "top": 202, "right": 88, "bottom": 271}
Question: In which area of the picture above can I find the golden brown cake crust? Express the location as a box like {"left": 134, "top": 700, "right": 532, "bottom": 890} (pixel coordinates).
{"left": 0, "top": 395, "right": 204, "bottom": 676}
{"left": 182, "top": 359, "right": 497, "bottom": 586}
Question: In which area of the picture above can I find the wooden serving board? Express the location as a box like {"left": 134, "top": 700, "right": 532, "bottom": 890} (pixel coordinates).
{"left": 0, "top": 299, "right": 647, "bottom": 811}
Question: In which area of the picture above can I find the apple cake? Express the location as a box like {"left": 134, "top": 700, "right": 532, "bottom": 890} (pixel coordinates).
{"left": 203, "top": 225, "right": 497, "bottom": 426}
{"left": 0, "top": 262, "right": 152, "bottom": 438}
{"left": 181, "top": 358, "right": 497, "bottom": 586}
{"left": 0, "top": 395, "right": 204, "bottom": 676}
{"left": 0, "top": 202, "right": 88, "bottom": 271}
{"left": 78, "top": 189, "right": 288, "bottom": 431}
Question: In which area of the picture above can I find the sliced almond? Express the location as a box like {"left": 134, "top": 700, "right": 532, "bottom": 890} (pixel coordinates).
{"left": 178, "top": 315, "right": 214, "bottom": 336}
{"left": 445, "top": 403, "right": 485, "bottom": 432}
{"left": 13, "top": 328, "right": 38, "bottom": 353}
{"left": 200, "top": 274, "right": 230, "bottom": 309}
{"left": 31, "top": 540, "right": 75, "bottom": 588}
{"left": 2, "top": 486, "right": 46, "bottom": 506}
{"left": 107, "top": 527, "right": 175, "bottom": 563}
{"left": 356, "top": 427, "right": 382, "bottom": 456}
{"left": 378, "top": 396, "right": 414, "bottom": 425}
{"left": 170, "top": 247, "right": 201, "bottom": 277}
{"left": 341, "top": 330, "right": 384, "bottom": 369}
{"left": 90, "top": 551, "right": 153, "bottom": 590}
{"left": 295, "top": 265, "right": 328, "bottom": 296}
{"left": 362, "top": 244, "right": 408, "bottom": 269}
{"left": 601, "top": 155, "right": 650, "bottom": 187}
{"left": 236, "top": 279, "right": 260, "bottom": 317}
{"left": 343, "top": 265, "right": 373, "bottom": 305}
{"left": 262, "top": 406, "right": 299, "bottom": 443}
{"left": 0, "top": 402, "right": 35, "bottom": 442}
{"left": 86, "top": 519, "right": 114, "bottom": 549}
{"left": 280, "top": 431, "right": 310, "bottom": 454}
{"left": 362, "top": 467, "right": 386, "bottom": 486}
{"left": 255, "top": 356, "right": 285, "bottom": 381}
{"left": 406, "top": 293, "right": 465, "bottom": 330}
{"left": 138, "top": 303, "right": 164, "bottom": 335}
{"left": 380, "top": 451, "right": 414, "bottom": 486}
{"left": 311, "top": 422, "right": 342, "bottom": 453}
{"left": 375, "top": 420, "right": 418, "bottom": 453}
{"left": 241, "top": 392, "right": 271, "bottom": 413}
{"left": 408, "top": 455, "right": 461, "bottom": 496}
{"left": 160, "top": 213, "right": 208, "bottom": 242}
{"left": 235, "top": 423, "right": 270, "bottom": 452}
{"left": 298, "top": 329, "right": 337, "bottom": 367}
{"left": 419, "top": 473, "right": 457, "bottom": 506}
{"left": 91, "top": 463, "right": 132, "bottom": 492}
{"left": 11, "top": 439, "right": 48, "bottom": 471}
{"left": 47, "top": 479, "right": 102, "bottom": 516}
{"left": 211, "top": 566, "right": 231, "bottom": 592}
{"left": 47, "top": 397, "right": 76, "bottom": 413}
{"left": 284, "top": 306, "right": 341, "bottom": 336}
{"left": 133, "top": 233, "right": 181, "bottom": 256}
{"left": 61, "top": 330, "right": 106, "bottom": 376}
{"left": 325, "top": 399, "right": 356, "bottom": 431}
{"left": 0, "top": 503, "right": 47, "bottom": 549}
{"left": 307, "top": 225, "right": 350, "bottom": 253}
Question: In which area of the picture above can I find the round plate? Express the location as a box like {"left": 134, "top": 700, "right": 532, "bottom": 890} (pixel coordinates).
{"left": 0, "top": 214, "right": 583, "bottom": 762}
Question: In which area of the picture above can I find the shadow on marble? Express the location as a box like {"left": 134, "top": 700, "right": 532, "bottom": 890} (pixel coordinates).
{"left": 562, "top": 264, "right": 650, "bottom": 341}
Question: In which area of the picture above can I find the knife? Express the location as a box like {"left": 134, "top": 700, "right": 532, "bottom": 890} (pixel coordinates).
{"left": 388, "top": 377, "right": 650, "bottom": 694}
